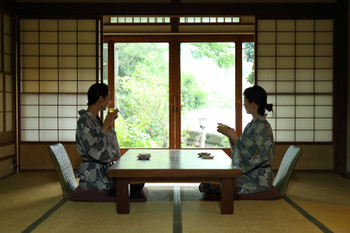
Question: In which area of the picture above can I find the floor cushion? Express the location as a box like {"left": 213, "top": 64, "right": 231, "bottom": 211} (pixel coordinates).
{"left": 69, "top": 186, "right": 148, "bottom": 202}
{"left": 234, "top": 187, "right": 282, "bottom": 200}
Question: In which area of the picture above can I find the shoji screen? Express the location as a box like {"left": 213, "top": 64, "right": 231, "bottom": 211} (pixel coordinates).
{"left": 0, "top": 11, "right": 16, "bottom": 178}
{"left": 20, "top": 19, "right": 100, "bottom": 142}
{"left": 1, "top": 13, "right": 13, "bottom": 138}
{"left": 256, "top": 19, "right": 333, "bottom": 142}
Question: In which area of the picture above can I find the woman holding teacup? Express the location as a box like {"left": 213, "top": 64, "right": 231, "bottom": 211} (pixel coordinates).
{"left": 75, "top": 83, "right": 144, "bottom": 197}
{"left": 200, "top": 85, "right": 275, "bottom": 196}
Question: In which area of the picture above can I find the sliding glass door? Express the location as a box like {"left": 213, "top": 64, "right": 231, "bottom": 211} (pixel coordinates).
{"left": 113, "top": 43, "right": 169, "bottom": 148}
{"left": 180, "top": 42, "right": 236, "bottom": 148}
{"left": 104, "top": 35, "right": 253, "bottom": 149}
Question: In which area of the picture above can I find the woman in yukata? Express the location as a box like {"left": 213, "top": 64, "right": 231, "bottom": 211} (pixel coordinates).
{"left": 200, "top": 85, "right": 275, "bottom": 195}
{"left": 75, "top": 83, "right": 144, "bottom": 195}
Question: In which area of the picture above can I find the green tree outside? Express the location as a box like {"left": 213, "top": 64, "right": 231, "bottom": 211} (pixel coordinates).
{"left": 113, "top": 42, "right": 254, "bottom": 148}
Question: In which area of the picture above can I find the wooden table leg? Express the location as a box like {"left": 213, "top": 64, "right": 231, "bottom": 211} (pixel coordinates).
{"left": 221, "top": 177, "right": 234, "bottom": 214}
{"left": 116, "top": 178, "right": 129, "bottom": 214}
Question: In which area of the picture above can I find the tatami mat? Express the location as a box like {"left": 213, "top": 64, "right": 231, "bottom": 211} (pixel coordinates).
{"left": 0, "top": 172, "right": 62, "bottom": 233}
{"left": 32, "top": 201, "right": 174, "bottom": 233}
{"left": 1, "top": 172, "right": 350, "bottom": 233}
{"left": 286, "top": 173, "right": 350, "bottom": 233}
{"left": 181, "top": 200, "right": 323, "bottom": 233}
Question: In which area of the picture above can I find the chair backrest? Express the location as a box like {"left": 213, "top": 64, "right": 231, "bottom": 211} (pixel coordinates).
{"left": 273, "top": 145, "right": 301, "bottom": 196}
{"left": 48, "top": 143, "right": 78, "bottom": 198}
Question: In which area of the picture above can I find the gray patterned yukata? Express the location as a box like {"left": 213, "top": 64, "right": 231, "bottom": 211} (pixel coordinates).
{"left": 233, "top": 115, "right": 275, "bottom": 194}
{"left": 75, "top": 109, "right": 120, "bottom": 191}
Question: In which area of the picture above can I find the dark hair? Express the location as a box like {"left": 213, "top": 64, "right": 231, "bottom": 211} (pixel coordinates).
{"left": 244, "top": 85, "right": 273, "bottom": 116}
{"left": 87, "top": 83, "right": 109, "bottom": 106}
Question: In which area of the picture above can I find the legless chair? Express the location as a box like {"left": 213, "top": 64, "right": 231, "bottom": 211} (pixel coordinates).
{"left": 273, "top": 145, "right": 302, "bottom": 196}
{"left": 48, "top": 143, "right": 78, "bottom": 199}
{"left": 48, "top": 143, "right": 115, "bottom": 202}
{"left": 235, "top": 145, "right": 301, "bottom": 200}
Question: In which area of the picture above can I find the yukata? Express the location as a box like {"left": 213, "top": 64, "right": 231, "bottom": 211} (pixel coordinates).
{"left": 75, "top": 109, "right": 120, "bottom": 191}
{"left": 232, "top": 115, "right": 275, "bottom": 194}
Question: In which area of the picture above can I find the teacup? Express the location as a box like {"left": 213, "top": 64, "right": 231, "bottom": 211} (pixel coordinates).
{"left": 108, "top": 108, "right": 119, "bottom": 114}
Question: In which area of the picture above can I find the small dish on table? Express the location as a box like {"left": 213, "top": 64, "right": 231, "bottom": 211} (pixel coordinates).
{"left": 137, "top": 153, "right": 151, "bottom": 160}
{"left": 198, "top": 152, "right": 214, "bottom": 159}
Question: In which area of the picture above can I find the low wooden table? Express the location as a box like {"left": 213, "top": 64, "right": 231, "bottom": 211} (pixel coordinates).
{"left": 107, "top": 149, "right": 242, "bottom": 214}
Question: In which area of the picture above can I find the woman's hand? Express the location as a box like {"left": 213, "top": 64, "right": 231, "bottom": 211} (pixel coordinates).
{"left": 217, "top": 124, "right": 239, "bottom": 144}
{"left": 102, "top": 112, "right": 118, "bottom": 132}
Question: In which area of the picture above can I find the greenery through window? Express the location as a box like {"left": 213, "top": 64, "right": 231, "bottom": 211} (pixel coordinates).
{"left": 114, "top": 43, "right": 169, "bottom": 148}
{"left": 104, "top": 37, "right": 254, "bottom": 149}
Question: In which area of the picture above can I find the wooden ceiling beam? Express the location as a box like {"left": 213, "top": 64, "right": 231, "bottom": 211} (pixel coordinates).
{"left": 14, "top": 2, "right": 336, "bottom": 18}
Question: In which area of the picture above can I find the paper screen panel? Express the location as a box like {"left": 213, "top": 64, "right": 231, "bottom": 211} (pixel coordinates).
{"left": 40, "top": 118, "right": 58, "bottom": 129}
{"left": 296, "top": 81, "right": 314, "bottom": 93}
{"left": 5, "top": 112, "right": 12, "bottom": 131}
{"left": 296, "top": 69, "right": 313, "bottom": 81}
{"left": 39, "top": 106, "right": 57, "bottom": 117}
{"left": 277, "top": 45, "right": 294, "bottom": 56}
{"left": 276, "top": 57, "right": 294, "bottom": 68}
{"left": 276, "top": 81, "right": 294, "bottom": 93}
{"left": 296, "top": 119, "right": 314, "bottom": 130}
{"left": 315, "top": 82, "right": 332, "bottom": 93}
{"left": 78, "top": 69, "right": 96, "bottom": 80}
{"left": 277, "top": 32, "right": 295, "bottom": 43}
{"left": 78, "top": 44, "right": 96, "bottom": 56}
{"left": 296, "top": 45, "right": 314, "bottom": 56}
{"left": 21, "top": 118, "right": 38, "bottom": 129}
{"left": 280, "top": 69, "right": 302, "bottom": 81}
{"left": 276, "top": 106, "right": 294, "bottom": 117}
{"left": 59, "top": 32, "right": 77, "bottom": 43}
{"left": 40, "top": 69, "right": 58, "bottom": 80}
{"left": 59, "top": 81, "right": 78, "bottom": 92}
{"left": 277, "top": 119, "right": 294, "bottom": 130}
{"left": 315, "top": 118, "right": 332, "bottom": 130}
{"left": 40, "top": 130, "right": 58, "bottom": 141}
{"left": 59, "top": 44, "right": 77, "bottom": 56}
{"left": 315, "top": 131, "right": 332, "bottom": 142}
{"left": 59, "top": 118, "right": 77, "bottom": 129}
{"left": 296, "top": 57, "right": 314, "bottom": 68}
{"left": 296, "top": 131, "right": 313, "bottom": 141}
{"left": 40, "top": 32, "right": 58, "bottom": 43}
{"left": 296, "top": 106, "right": 314, "bottom": 117}
{"left": 59, "top": 69, "right": 77, "bottom": 80}
{"left": 79, "top": 81, "right": 96, "bottom": 92}
{"left": 257, "top": 69, "right": 275, "bottom": 81}
{"left": 0, "top": 115, "right": 3, "bottom": 132}
{"left": 40, "top": 81, "right": 58, "bottom": 92}
{"left": 296, "top": 95, "right": 314, "bottom": 105}
{"left": 276, "top": 131, "right": 294, "bottom": 141}
{"left": 40, "top": 44, "right": 57, "bottom": 56}
{"left": 22, "top": 81, "right": 39, "bottom": 92}
{"left": 21, "top": 130, "right": 39, "bottom": 141}
{"left": 315, "top": 95, "right": 332, "bottom": 105}
{"left": 258, "top": 57, "right": 275, "bottom": 68}
{"left": 20, "top": 19, "right": 99, "bottom": 142}
{"left": 59, "top": 130, "right": 75, "bottom": 141}
{"left": 40, "top": 20, "right": 57, "bottom": 31}
{"left": 5, "top": 93, "right": 12, "bottom": 110}
{"left": 58, "top": 94, "right": 76, "bottom": 105}
{"left": 258, "top": 45, "right": 275, "bottom": 56}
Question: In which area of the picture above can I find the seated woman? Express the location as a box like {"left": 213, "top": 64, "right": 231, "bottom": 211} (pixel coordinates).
{"left": 200, "top": 85, "right": 276, "bottom": 197}
{"left": 75, "top": 83, "right": 144, "bottom": 198}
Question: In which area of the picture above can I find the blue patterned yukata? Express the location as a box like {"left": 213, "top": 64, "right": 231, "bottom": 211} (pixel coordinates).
{"left": 75, "top": 109, "right": 120, "bottom": 191}
{"left": 232, "top": 115, "right": 275, "bottom": 194}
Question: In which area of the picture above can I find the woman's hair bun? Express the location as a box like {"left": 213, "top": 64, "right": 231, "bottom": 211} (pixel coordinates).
{"left": 265, "top": 103, "right": 273, "bottom": 112}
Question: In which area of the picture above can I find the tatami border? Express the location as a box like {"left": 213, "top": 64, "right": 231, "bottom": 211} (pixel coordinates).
{"left": 284, "top": 196, "right": 333, "bottom": 233}
{"left": 22, "top": 198, "right": 67, "bottom": 233}
{"left": 173, "top": 186, "right": 182, "bottom": 233}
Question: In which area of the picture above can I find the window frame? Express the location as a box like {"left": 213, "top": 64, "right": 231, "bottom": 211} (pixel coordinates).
{"left": 104, "top": 34, "right": 254, "bottom": 151}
